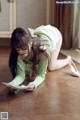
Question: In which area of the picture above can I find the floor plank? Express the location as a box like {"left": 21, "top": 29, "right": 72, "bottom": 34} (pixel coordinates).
{"left": 0, "top": 47, "right": 80, "bottom": 120}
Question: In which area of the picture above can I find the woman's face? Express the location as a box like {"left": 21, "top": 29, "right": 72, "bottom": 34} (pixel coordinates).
{"left": 16, "top": 42, "right": 32, "bottom": 57}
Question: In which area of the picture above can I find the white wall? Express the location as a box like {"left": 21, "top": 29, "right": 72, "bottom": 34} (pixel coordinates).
{"left": 0, "top": 0, "right": 47, "bottom": 46}
{"left": 16, "top": 0, "right": 47, "bottom": 28}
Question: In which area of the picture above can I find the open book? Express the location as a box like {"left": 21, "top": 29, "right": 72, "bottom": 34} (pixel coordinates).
{"left": 2, "top": 82, "right": 30, "bottom": 90}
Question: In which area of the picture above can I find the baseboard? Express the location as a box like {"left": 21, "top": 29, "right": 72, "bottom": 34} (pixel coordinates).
{"left": 0, "top": 38, "right": 11, "bottom": 47}
{"left": 61, "top": 49, "right": 80, "bottom": 64}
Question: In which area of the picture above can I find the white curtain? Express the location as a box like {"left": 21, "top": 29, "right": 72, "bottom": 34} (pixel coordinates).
{"left": 0, "top": 0, "right": 1, "bottom": 12}
{"left": 72, "top": 0, "right": 80, "bottom": 48}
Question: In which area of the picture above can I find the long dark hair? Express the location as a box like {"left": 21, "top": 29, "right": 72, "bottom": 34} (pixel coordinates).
{"left": 9, "top": 27, "right": 49, "bottom": 78}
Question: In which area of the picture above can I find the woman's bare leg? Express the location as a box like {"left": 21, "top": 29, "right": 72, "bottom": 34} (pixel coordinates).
{"left": 48, "top": 32, "right": 71, "bottom": 71}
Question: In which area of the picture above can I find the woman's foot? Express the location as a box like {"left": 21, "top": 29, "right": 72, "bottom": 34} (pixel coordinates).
{"left": 68, "top": 56, "right": 80, "bottom": 77}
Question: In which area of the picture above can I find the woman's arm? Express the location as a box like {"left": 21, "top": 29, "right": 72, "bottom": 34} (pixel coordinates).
{"left": 29, "top": 55, "right": 49, "bottom": 89}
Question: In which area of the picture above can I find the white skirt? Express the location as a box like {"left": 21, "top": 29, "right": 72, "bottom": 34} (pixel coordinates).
{"left": 34, "top": 25, "right": 62, "bottom": 51}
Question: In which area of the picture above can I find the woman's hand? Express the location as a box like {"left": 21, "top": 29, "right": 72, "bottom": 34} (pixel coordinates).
{"left": 25, "top": 83, "right": 35, "bottom": 91}
{"left": 39, "top": 45, "right": 46, "bottom": 51}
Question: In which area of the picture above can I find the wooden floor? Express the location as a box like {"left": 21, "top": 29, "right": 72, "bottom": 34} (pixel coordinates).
{"left": 0, "top": 47, "right": 80, "bottom": 120}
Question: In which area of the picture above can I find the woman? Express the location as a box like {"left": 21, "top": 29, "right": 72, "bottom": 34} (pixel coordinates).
{"left": 8, "top": 25, "right": 71, "bottom": 92}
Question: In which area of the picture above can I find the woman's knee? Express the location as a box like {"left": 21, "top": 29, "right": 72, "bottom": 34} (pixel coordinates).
{"left": 48, "top": 64, "right": 56, "bottom": 71}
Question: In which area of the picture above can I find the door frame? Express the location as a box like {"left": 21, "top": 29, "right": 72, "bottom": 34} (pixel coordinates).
{"left": 0, "top": 0, "right": 49, "bottom": 38}
{"left": 0, "top": 1, "right": 16, "bottom": 38}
